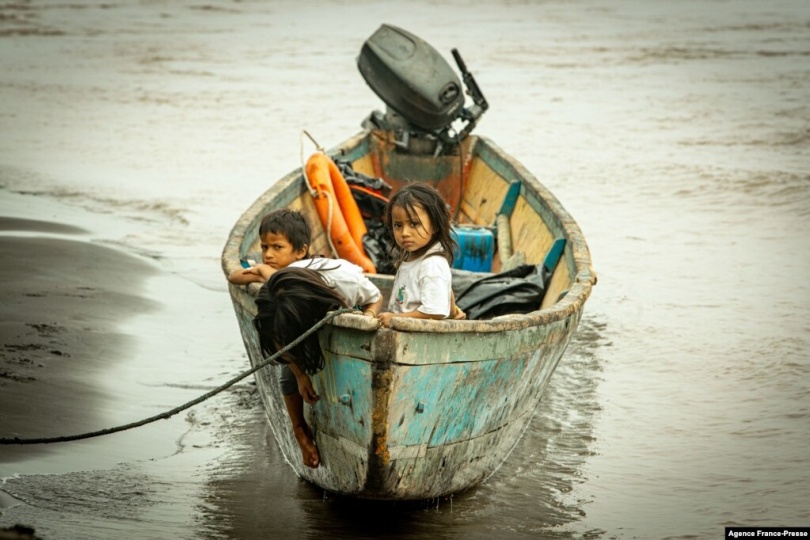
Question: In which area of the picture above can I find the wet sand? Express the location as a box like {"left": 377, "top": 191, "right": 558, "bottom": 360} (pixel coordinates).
{"left": 0, "top": 186, "right": 284, "bottom": 539}
{"left": 0, "top": 201, "right": 263, "bottom": 539}
{"left": 0, "top": 218, "right": 157, "bottom": 456}
{"left": 0, "top": 216, "right": 161, "bottom": 538}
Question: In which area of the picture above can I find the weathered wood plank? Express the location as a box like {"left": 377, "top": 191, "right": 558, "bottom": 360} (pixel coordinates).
{"left": 459, "top": 157, "right": 509, "bottom": 225}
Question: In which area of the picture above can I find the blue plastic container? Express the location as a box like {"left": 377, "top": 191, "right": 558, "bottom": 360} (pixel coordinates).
{"left": 452, "top": 226, "right": 494, "bottom": 273}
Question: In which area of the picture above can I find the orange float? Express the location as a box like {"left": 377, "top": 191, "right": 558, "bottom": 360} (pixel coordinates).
{"left": 305, "top": 153, "right": 376, "bottom": 274}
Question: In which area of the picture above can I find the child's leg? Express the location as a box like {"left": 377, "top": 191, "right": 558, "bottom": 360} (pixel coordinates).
{"left": 280, "top": 365, "right": 320, "bottom": 468}
{"left": 283, "top": 393, "right": 320, "bottom": 468}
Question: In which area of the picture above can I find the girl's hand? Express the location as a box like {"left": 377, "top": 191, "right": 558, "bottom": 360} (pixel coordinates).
{"left": 450, "top": 291, "right": 466, "bottom": 320}
{"left": 296, "top": 373, "right": 320, "bottom": 404}
{"left": 378, "top": 311, "right": 394, "bottom": 328}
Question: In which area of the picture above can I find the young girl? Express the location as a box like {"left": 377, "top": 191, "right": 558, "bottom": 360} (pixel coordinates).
{"left": 239, "top": 209, "right": 381, "bottom": 469}
{"left": 378, "top": 183, "right": 464, "bottom": 328}
{"left": 254, "top": 265, "right": 381, "bottom": 469}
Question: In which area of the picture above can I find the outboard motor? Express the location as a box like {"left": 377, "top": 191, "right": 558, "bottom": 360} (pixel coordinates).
{"left": 357, "top": 24, "right": 488, "bottom": 155}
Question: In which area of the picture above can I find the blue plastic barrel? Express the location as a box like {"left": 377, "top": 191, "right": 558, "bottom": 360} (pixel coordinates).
{"left": 452, "top": 225, "right": 494, "bottom": 272}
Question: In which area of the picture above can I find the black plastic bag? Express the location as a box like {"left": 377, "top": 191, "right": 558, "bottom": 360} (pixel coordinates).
{"left": 363, "top": 221, "right": 397, "bottom": 275}
{"left": 454, "top": 264, "right": 549, "bottom": 320}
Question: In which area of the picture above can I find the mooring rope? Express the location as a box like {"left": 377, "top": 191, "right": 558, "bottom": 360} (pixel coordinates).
{"left": 0, "top": 308, "right": 353, "bottom": 445}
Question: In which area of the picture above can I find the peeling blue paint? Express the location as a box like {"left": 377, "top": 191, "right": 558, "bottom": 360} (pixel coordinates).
{"left": 388, "top": 355, "right": 532, "bottom": 447}
{"left": 310, "top": 354, "right": 373, "bottom": 446}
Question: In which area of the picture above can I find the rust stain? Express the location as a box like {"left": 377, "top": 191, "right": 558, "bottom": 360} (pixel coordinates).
{"left": 371, "top": 370, "right": 392, "bottom": 465}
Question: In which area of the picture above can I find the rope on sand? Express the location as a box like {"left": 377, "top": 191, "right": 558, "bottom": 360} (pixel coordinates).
{"left": 0, "top": 308, "right": 353, "bottom": 445}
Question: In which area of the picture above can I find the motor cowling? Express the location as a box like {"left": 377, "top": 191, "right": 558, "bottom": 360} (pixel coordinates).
{"left": 357, "top": 24, "right": 488, "bottom": 154}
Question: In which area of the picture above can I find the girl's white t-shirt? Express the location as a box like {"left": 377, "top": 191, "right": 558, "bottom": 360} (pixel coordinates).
{"left": 388, "top": 243, "right": 451, "bottom": 317}
{"left": 289, "top": 258, "right": 381, "bottom": 307}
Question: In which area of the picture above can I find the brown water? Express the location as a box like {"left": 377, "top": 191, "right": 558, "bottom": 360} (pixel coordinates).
{"left": 1, "top": 1, "right": 809, "bottom": 538}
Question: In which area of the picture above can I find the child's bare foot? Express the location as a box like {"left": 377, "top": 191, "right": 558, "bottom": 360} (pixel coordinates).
{"left": 293, "top": 424, "right": 320, "bottom": 468}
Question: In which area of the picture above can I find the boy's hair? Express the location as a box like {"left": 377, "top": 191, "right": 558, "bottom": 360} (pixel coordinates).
{"left": 253, "top": 266, "right": 347, "bottom": 375}
{"left": 259, "top": 209, "right": 311, "bottom": 255}
{"left": 383, "top": 183, "right": 457, "bottom": 267}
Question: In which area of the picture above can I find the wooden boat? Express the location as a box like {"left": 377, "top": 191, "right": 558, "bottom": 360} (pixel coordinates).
{"left": 221, "top": 25, "right": 596, "bottom": 500}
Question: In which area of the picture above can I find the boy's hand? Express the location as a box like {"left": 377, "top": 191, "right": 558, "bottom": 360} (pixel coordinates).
{"left": 226, "top": 263, "right": 276, "bottom": 285}
{"left": 256, "top": 264, "right": 277, "bottom": 280}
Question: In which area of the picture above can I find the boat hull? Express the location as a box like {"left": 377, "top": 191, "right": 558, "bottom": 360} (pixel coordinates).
{"left": 223, "top": 130, "right": 595, "bottom": 499}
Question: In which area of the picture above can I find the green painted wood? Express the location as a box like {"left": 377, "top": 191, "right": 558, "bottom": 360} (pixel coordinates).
{"left": 497, "top": 180, "right": 522, "bottom": 217}
{"left": 543, "top": 238, "right": 567, "bottom": 275}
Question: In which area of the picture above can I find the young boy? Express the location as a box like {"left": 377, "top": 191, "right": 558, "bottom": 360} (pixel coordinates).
{"left": 229, "top": 209, "right": 382, "bottom": 468}
{"left": 227, "top": 208, "right": 312, "bottom": 286}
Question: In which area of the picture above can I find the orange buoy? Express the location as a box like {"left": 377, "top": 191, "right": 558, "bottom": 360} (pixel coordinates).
{"left": 305, "top": 153, "right": 376, "bottom": 274}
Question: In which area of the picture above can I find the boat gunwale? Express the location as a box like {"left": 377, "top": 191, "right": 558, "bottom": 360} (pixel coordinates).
{"left": 221, "top": 130, "right": 596, "bottom": 334}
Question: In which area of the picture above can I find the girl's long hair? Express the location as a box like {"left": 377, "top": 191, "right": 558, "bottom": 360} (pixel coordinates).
{"left": 253, "top": 267, "right": 347, "bottom": 374}
{"left": 383, "top": 182, "right": 457, "bottom": 268}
